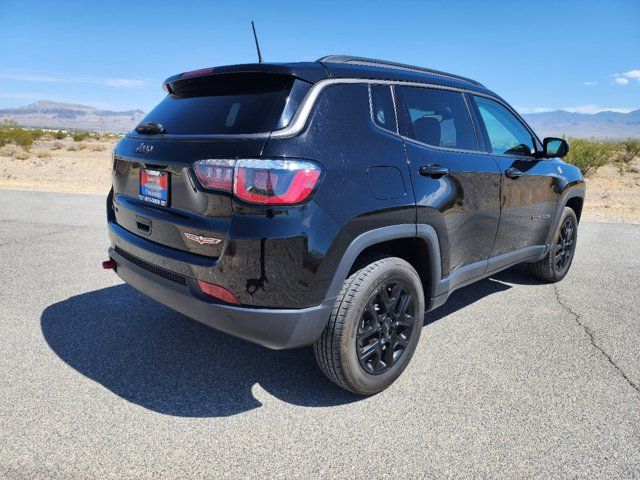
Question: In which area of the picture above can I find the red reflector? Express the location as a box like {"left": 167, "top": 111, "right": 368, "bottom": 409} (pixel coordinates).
{"left": 197, "top": 280, "right": 240, "bottom": 304}
{"left": 102, "top": 259, "right": 116, "bottom": 270}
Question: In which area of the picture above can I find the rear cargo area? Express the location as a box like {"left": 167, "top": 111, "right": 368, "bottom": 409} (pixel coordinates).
{"left": 111, "top": 71, "right": 314, "bottom": 258}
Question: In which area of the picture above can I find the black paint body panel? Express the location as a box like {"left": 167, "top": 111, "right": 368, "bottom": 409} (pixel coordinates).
{"left": 107, "top": 59, "right": 585, "bottom": 348}
{"left": 402, "top": 140, "right": 502, "bottom": 277}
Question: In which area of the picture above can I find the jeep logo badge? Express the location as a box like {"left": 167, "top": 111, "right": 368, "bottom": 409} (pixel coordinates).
{"left": 184, "top": 232, "right": 222, "bottom": 245}
{"left": 135, "top": 143, "right": 154, "bottom": 155}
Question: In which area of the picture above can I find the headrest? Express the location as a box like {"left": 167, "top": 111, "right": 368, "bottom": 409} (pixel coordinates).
{"left": 413, "top": 117, "right": 441, "bottom": 146}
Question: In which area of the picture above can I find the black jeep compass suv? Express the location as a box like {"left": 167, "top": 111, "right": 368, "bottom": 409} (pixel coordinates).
{"left": 106, "top": 55, "right": 585, "bottom": 395}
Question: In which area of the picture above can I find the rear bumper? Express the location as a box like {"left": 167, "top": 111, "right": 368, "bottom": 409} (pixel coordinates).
{"left": 108, "top": 240, "right": 332, "bottom": 350}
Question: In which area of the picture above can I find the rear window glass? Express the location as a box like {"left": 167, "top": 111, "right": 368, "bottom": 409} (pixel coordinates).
{"left": 138, "top": 73, "right": 310, "bottom": 135}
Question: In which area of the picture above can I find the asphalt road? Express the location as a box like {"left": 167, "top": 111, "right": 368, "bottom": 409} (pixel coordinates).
{"left": 1, "top": 189, "right": 639, "bottom": 479}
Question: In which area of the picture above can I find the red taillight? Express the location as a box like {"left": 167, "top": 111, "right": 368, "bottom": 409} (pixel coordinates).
{"left": 193, "top": 159, "right": 322, "bottom": 205}
{"left": 234, "top": 160, "right": 321, "bottom": 205}
{"left": 197, "top": 280, "right": 240, "bottom": 304}
{"left": 193, "top": 159, "right": 234, "bottom": 192}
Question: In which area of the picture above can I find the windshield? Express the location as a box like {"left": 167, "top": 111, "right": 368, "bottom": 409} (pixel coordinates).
{"left": 138, "top": 73, "right": 310, "bottom": 135}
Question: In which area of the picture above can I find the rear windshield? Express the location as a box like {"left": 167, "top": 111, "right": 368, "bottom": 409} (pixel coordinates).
{"left": 138, "top": 73, "right": 310, "bottom": 135}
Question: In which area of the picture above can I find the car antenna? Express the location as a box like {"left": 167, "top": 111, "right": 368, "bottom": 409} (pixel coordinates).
{"left": 251, "top": 21, "right": 263, "bottom": 63}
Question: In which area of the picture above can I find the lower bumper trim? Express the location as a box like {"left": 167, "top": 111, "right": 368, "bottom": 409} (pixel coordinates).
{"left": 109, "top": 247, "right": 332, "bottom": 350}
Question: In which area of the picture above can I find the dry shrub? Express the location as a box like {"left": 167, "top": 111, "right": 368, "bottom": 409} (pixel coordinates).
{"left": 0, "top": 144, "right": 20, "bottom": 157}
{"left": 51, "top": 141, "right": 64, "bottom": 150}
{"left": 564, "top": 138, "right": 640, "bottom": 176}
{"left": 620, "top": 140, "right": 640, "bottom": 163}
{"left": 78, "top": 142, "right": 88, "bottom": 150}
{"left": 67, "top": 143, "right": 79, "bottom": 151}
{"left": 36, "top": 150, "right": 52, "bottom": 158}
{"left": 564, "top": 139, "right": 616, "bottom": 175}
{"left": 90, "top": 143, "right": 106, "bottom": 151}
{"left": 14, "top": 148, "right": 30, "bottom": 160}
{"left": 0, "top": 126, "right": 34, "bottom": 149}
{"left": 72, "top": 131, "right": 90, "bottom": 142}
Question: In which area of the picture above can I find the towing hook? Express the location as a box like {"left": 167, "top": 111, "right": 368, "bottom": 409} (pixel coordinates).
{"left": 102, "top": 259, "right": 117, "bottom": 270}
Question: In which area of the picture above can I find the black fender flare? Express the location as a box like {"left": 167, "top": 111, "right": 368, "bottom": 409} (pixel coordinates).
{"left": 546, "top": 185, "right": 586, "bottom": 246}
{"left": 322, "top": 224, "right": 442, "bottom": 304}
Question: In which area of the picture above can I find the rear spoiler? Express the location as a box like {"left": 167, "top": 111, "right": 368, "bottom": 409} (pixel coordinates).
{"left": 162, "top": 62, "right": 328, "bottom": 93}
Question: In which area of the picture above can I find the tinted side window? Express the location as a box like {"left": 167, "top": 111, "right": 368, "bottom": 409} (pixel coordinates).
{"left": 370, "top": 84, "right": 397, "bottom": 132}
{"left": 474, "top": 96, "right": 535, "bottom": 157}
{"left": 396, "top": 86, "right": 477, "bottom": 151}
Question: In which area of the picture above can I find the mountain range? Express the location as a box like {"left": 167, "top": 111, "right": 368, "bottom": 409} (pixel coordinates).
{"left": 523, "top": 109, "right": 640, "bottom": 140}
{"left": 0, "top": 101, "right": 145, "bottom": 133}
{"left": 1, "top": 101, "right": 639, "bottom": 139}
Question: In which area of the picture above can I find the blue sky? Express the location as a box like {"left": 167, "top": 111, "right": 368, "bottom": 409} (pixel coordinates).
{"left": 1, "top": 0, "right": 639, "bottom": 114}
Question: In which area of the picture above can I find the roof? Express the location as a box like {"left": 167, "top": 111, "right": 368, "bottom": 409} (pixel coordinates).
{"left": 318, "top": 55, "right": 483, "bottom": 85}
{"left": 317, "top": 55, "right": 491, "bottom": 95}
{"left": 162, "top": 55, "right": 494, "bottom": 96}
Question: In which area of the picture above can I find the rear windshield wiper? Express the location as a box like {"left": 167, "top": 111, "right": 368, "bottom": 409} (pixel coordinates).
{"left": 135, "top": 122, "right": 166, "bottom": 135}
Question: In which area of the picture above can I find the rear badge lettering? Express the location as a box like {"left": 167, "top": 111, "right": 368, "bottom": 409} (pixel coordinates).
{"left": 531, "top": 214, "right": 552, "bottom": 221}
{"left": 184, "top": 232, "right": 222, "bottom": 245}
{"left": 135, "top": 143, "right": 154, "bottom": 155}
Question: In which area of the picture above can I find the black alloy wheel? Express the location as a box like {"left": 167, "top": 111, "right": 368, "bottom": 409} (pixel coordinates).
{"left": 555, "top": 217, "right": 576, "bottom": 272}
{"left": 314, "top": 257, "right": 425, "bottom": 395}
{"left": 356, "top": 279, "right": 416, "bottom": 375}
{"left": 529, "top": 207, "right": 579, "bottom": 283}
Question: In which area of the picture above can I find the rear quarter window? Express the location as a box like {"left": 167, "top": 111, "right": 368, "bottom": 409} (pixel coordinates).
{"left": 138, "top": 73, "right": 310, "bottom": 135}
{"left": 370, "top": 84, "right": 397, "bottom": 132}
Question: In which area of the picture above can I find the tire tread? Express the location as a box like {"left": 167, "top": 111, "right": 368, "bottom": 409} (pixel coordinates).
{"left": 529, "top": 207, "right": 577, "bottom": 283}
{"left": 313, "top": 257, "right": 419, "bottom": 394}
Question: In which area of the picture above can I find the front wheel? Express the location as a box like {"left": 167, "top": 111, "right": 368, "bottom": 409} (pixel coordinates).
{"left": 313, "top": 257, "right": 425, "bottom": 395}
{"left": 529, "top": 207, "right": 578, "bottom": 282}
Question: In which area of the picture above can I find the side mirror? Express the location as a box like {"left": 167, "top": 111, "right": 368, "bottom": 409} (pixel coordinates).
{"left": 543, "top": 137, "right": 569, "bottom": 158}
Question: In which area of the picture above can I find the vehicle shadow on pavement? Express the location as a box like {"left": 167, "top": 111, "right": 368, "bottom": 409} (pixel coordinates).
{"left": 41, "top": 284, "right": 362, "bottom": 417}
{"left": 40, "top": 266, "right": 534, "bottom": 417}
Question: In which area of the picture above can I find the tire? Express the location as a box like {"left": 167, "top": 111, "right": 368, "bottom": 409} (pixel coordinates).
{"left": 529, "top": 207, "right": 578, "bottom": 283}
{"left": 313, "top": 257, "right": 425, "bottom": 395}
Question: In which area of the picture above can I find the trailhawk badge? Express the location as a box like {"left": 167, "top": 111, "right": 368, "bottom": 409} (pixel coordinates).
{"left": 184, "top": 232, "right": 222, "bottom": 245}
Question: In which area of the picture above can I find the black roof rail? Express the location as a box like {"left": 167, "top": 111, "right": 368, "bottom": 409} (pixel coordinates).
{"left": 317, "top": 55, "right": 484, "bottom": 87}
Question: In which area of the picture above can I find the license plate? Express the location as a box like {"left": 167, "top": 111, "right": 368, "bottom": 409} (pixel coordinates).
{"left": 139, "top": 169, "right": 169, "bottom": 206}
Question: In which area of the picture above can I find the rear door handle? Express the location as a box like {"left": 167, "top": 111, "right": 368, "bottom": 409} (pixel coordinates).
{"left": 419, "top": 164, "right": 449, "bottom": 178}
{"left": 505, "top": 167, "right": 523, "bottom": 179}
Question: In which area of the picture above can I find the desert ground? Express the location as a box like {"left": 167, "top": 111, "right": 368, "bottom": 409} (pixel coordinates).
{"left": 1, "top": 137, "right": 639, "bottom": 223}
{"left": 0, "top": 136, "right": 113, "bottom": 194}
